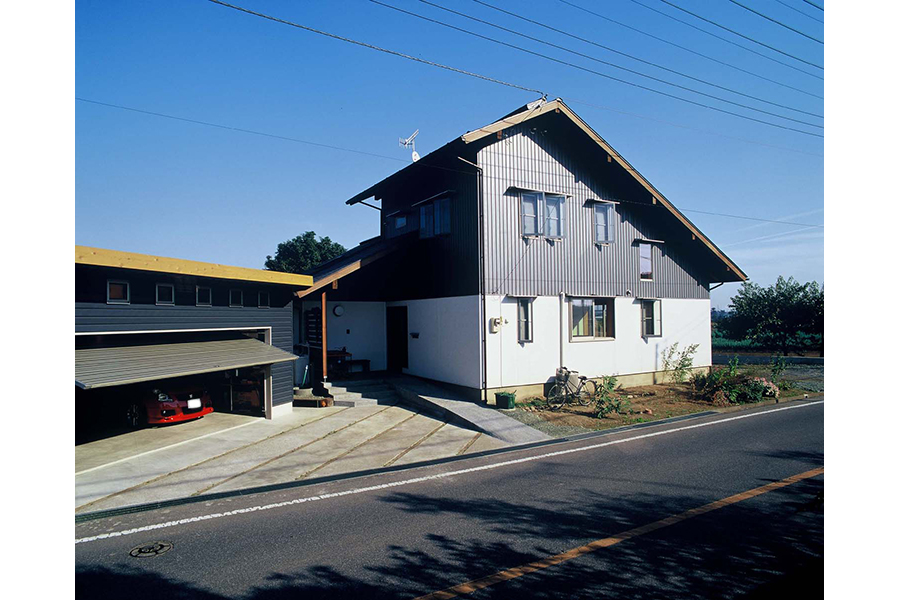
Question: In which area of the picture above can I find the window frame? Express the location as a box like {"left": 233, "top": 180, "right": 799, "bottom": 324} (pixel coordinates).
{"left": 106, "top": 280, "right": 130, "bottom": 305}
{"left": 520, "top": 192, "right": 541, "bottom": 237}
{"left": 570, "top": 297, "right": 615, "bottom": 340}
{"left": 155, "top": 283, "right": 175, "bottom": 306}
{"left": 544, "top": 193, "right": 566, "bottom": 239}
{"left": 196, "top": 285, "right": 212, "bottom": 307}
{"left": 639, "top": 242, "right": 653, "bottom": 280}
{"left": 641, "top": 299, "right": 662, "bottom": 337}
{"left": 594, "top": 202, "right": 615, "bottom": 245}
{"left": 516, "top": 297, "right": 534, "bottom": 343}
{"left": 258, "top": 291, "right": 270, "bottom": 309}
{"left": 419, "top": 202, "right": 435, "bottom": 239}
{"left": 229, "top": 289, "right": 243, "bottom": 308}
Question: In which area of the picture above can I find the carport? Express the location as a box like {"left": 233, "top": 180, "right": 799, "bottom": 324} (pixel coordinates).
{"left": 76, "top": 334, "right": 298, "bottom": 419}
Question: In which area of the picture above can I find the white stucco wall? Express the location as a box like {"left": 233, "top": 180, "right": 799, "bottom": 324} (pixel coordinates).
{"left": 300, "top": 300, "right": 387, "bottom": 372}
{"left": 485, "top": 295, "right": 711, "bottom": 388}
{"left": 387, "top": 295, "right": 482, "bottom": 389}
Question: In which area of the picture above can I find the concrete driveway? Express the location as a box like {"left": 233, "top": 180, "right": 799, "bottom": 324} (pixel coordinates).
{"left": 75, "top": 404, "right": 507, "bottom": 514}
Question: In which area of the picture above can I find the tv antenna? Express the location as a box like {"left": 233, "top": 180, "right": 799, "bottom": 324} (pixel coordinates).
{"left": 400, "top": 129, "right": 420, "bottom": 162}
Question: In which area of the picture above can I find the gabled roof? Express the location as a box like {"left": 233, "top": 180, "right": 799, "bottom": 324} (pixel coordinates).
{"left": 295, "top": 236, "right": 399, "bottom": 299}
{"left": 345, "top": 98, "right": 746, "bottom": 282}
{"left": 75, "top": 246, "right": 313, "bottom": 287}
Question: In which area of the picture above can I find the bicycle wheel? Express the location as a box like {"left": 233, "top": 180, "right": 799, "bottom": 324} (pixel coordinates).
{"left": 578, "top": 380, "right": 598, "bottom": 406}
{"left": 547, "top": 384, "right": 567, "bottom": 408}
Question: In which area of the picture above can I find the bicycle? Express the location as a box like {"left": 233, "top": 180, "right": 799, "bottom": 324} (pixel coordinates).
{"left": 546, "top": 366, "right": 597, "bottom": 408}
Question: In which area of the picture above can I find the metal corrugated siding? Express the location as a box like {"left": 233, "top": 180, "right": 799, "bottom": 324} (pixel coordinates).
{"left": 478, "top": 125, "right": 708, "bottom": 299}
{"left": 74, "top": 303, "right": 296, "bottom": 406}
{"left": 76, "top": 338, "right": 298, "bottom": 389}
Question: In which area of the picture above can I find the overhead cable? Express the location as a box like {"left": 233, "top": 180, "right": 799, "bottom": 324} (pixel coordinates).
{"left": 558, "top": 0, "right": 822, "bottom": 99}
{"left": 657, "top": 0, "right": 823, "bottom": 69}
{"left": 626, "top": 0, "right": 823, "bottom": 80}
{"left": 369, "top": 1, "right": 823, "bottom": 136}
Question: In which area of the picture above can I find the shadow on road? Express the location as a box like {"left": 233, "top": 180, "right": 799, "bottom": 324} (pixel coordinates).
{"left": 76, "top": 477, "right": 824, "bottom": 599}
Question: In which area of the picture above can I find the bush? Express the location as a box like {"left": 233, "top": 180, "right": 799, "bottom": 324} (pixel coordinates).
{"left": 661, "top": 343, "right": 700, "bottom": 383}
{"left": 691, "top": 358, "right": 779, "bottom": 405}
{"left": 595, "top": 376, "right": 629, "bottom": 418}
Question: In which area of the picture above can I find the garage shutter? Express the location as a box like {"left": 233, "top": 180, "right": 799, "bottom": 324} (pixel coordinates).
{"left": 75, "top": 337, "right": 297, "bottom": 390}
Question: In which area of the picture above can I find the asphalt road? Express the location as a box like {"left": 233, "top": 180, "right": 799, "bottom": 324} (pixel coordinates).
{"left": 75, "top": 399, "right": 824, "bottom": 599}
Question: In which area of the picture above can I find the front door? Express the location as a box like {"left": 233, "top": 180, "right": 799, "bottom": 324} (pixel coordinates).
{"left": 386, "top": 306, "right": 408, "bottom": 373}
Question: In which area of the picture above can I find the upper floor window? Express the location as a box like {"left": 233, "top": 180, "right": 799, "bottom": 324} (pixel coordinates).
{"left": 196, "top": 286, "right": 212, "bottom": 307}
{"left": 229, "top": 289, "right": 243, "bottom": 307}
{"left": 641, "top": 299, "right": 662, "bottom": 337}
{"left": 107, "top": 280, "right": 130, "bottom": 304}
{"left": 639, "top": 243, "right": 653, "bottom": 280}
{"left": 156, "top": 283, "right": 175, "bottom": 306}
{"left": 517, "top": 297, "right": 533, "bottom": 343}
{"left": 594, "top": 203, "right": 615, "bottom": 244}
{"left": 419, "top": 197, "right": 451, "bottom": 239}
{"left": 395, "top": 215, "right": 407, "bottom": 230}
{"left": 258, "top": 291, "right": 270, "bottom": 308}
{"left": 520, "top": 191, "right": 566, "bottom": 238}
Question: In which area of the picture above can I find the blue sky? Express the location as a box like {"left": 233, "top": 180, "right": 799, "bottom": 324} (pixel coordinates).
{"left": 75, "top": 0, "right": 824, "bottom": 308}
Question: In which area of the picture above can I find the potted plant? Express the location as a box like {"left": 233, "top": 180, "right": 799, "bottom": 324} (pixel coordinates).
{"left": 495, "top": 391, "right": 516, "bottom": 409}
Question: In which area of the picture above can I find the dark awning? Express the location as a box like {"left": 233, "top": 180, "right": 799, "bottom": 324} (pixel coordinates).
{"left": 75, "top": 337, "right": 297, "bottom": 390}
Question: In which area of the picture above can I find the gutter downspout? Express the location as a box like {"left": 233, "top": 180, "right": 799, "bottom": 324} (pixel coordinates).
{"left": 559, "top": 292, "right": 565, "bottom": 369}
{"left": 459, "top": 155, "right": 487, "bottom": 402}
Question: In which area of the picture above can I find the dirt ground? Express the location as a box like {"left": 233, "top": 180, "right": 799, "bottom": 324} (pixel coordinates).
{"left": 508, "top": 364, "right": 823, "bottom": 438}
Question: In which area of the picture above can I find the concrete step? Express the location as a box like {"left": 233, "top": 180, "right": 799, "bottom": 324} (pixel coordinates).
{"left": 330, "top": 383, "right": 393, "bottom": 396}
{"left": 332, "top": 391, "right": 400, "bottom": 408}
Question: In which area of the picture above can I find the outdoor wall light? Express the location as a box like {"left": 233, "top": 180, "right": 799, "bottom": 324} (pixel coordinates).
{"left": 333, "top": 305, "right": 344, "bottom": 317}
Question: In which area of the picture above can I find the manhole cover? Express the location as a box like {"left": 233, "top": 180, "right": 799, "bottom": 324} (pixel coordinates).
{"left": 129, "top": 541, "right": 173, "bottom": 558}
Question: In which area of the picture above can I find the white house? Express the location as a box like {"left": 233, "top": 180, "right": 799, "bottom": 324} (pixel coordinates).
{"left": 294, "top": 98, "right": 747, "bottom": 401}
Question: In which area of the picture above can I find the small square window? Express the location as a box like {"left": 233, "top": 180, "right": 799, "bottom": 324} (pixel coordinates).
{"left": 107, "top": 280, "right": 130, "bottom": 304}
{"left": 258, "top": 291, "right": 270, "bottom": 308}
{"left": 156, "top": 283, "right": 175, "bottom": 305}
{"left": 229, "top": 289, "right": 243, "bottom": 307}
{"left": 517, "top": 298, "right": 533, "bottom": 343}
{"left": 571, "top": 298, "right": 615, "bottom": 339}
{"left": 196, "top": 286, "right": 212, "bottom": 307}
{"left": 395, "top": 215, "right": 407, "bottom": 229}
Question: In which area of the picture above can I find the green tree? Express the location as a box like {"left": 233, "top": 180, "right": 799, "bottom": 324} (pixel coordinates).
{"left": 264, "top": 232, "right": 346, "bottom": 274}
{"left": 722, "top": 276, "right": 823, "bottom": 355}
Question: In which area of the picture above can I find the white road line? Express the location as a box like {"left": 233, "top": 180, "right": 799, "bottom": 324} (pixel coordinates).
{"left": 75, "top": 400, "right": 823, "bottom": 545}
{"left": 75, "top": 420, "right": 263, "bottom": 476}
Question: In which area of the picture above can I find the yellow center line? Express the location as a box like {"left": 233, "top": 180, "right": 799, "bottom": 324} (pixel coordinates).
{"left": 415, "top": 467, "right": 824, "bottom": 600}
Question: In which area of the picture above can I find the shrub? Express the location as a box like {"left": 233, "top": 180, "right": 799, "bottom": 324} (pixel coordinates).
{"left": 595, "top": 376, "right": 628, "bottom": 418}
{"left": 661, "top": 343, "right": 700, "bottom": 383}
{"left": 691, "top": 358, "right": 779, "bottom": 405}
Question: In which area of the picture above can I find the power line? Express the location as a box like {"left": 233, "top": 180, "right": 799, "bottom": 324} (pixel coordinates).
{"left": 657, "top": 0, "right": 823, "bottom": 70}
{"left": 626, "top": 0, "right": 823, "bottom": 80}
{"left": 726, "top": 0, "right": 823, "bottom": 43}
{"left": 369, "top": 0, "right": 823, "bottom": 136}
{"left": 563, "top": 96, "right": 822, "bottom": 157}
{"left": 77, "top": 97, "right": 825, "bottom": 228}
{"left": 558, "top": 0, "right": 822, "bottom": 100}
{"left": 464, "top": 0, "right": 822, "bottom": 119}
{"left": 205, "top": 0, "right": 544, "bottom": 96}
{"left": 682, "top": 208, "right": 822, "bottom": 228}
{"left": 774, "top": 0, "right": 824, "bottom": 24}
{"left": 803, "top": 0, "right": 824, "bottom": 11}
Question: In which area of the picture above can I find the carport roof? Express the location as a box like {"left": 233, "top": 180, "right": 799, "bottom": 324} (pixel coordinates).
{"left": 75, "top": 337, "right": 298, "bottom": 390}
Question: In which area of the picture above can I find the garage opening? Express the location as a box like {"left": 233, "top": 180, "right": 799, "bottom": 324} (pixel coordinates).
{"left": 75, "top": 330, "right": 297, "bottom": 443}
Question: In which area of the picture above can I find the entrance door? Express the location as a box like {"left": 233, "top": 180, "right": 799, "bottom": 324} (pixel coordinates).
{"left": 386, "top": 306, "right": 408, "bottom": 373}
